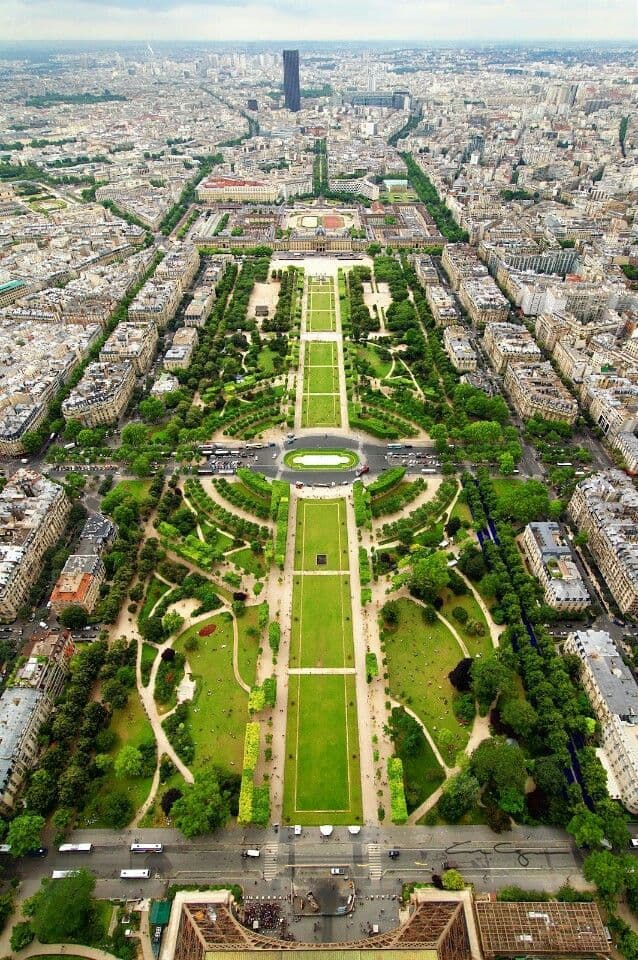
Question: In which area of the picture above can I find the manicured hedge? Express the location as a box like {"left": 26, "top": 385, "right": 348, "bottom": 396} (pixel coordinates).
{"left": 274, "top": 496, "right": 289, "bottom": 567}
{"left": 358, "top": 546, "right": 372, "bottom": 585}
{"left": 388, "top": 756, "right": 408, "bottom": 824}
{"left": 368, "top": 466, "right": 406, "bottom": 498}
{"left": 366, "top": 651, "right": 379, "bottom": 682}
{"left": 238, "top": 721, "right": 270, "bottom": 826}
{"left": 237, "top": 468, "right": 272, "bottom": 499}
{"left": 371, "top": 478, "right": 426, "bottom": 518}
{"left": 380, "top": 478, "right": 457, "bottom": 542}
{"left": 353, "top": 480, "right": 371, "bottom": 528}
{"left": 214, "top": 478, "right": 271, "bottom": 520}
{"left": 185, "top": 478, "right": 268, "bottom": 542}
{"left": 270, "top": 479, "right": 289, "bottom": 520}
{"left": 268, "top": 621, "right": 281, "bottom": 653}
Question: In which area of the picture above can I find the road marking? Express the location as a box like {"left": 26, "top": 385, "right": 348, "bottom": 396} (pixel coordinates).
{"left": 368, "top": 843, "right": 382, "bottom": 880}
{"left": 263, "top": 843, "right": 279, "bottom": 881}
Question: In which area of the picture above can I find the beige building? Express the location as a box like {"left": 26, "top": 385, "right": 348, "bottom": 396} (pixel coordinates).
{"left": 50, "top": 554, "right": 106, "bottom": 615}
{"left": 504, "top": 361, "right": 578, "bottom": 424}
{"left": 568, "top": 471, "right": 638, "bottom": 616}
{"left": 426, "top": 284, "right": 462, "bottom": 326}
{"left": 442, "top": 325, "right": 478, "bottom": 372}
{"left": 459, "top": 277, "right": 510, "bottom": 327}
{"left": 128, "top": 279, "right": 183, "bottom": 329}
{"left": 521, "top": 522, "right": 589, "bottom": 611}
{"left": 164, "top": 327, "right": 198, "bottom": 371}
{"left": 483, "top": 321, "right": 542, "bottom": 374}
{"left": 99, "top": 321, "right": 158, "bottom": 375}
{"left": 62, "top": 360, "right": 136, "bottom": 427}
{"left": 0, "top": 471, "right": 70, "bottom": 622}
{"left": 565, "top": 629, "right": 638, "bottom": 813}
{"left": 156, "top": 244, "right": 200, "bottom": 289}
{"left": 197, "top": 176, "right": 279, "bottom": 203}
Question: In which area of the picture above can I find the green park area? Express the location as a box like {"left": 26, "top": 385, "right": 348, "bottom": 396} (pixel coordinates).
{"left": 171, "top": 611, "right": 257, "bottom": 773}
{"left": 381, "top": 598, "right": 470, "bottom": 765}
{"left": 284, "top": 448, "right": 358, "bottom": 471}
{"left": 284, "top": 496, "right": 362, "bottom": 824}
{"left": 290, "top": 573, "right": 354, "bottom": 668}
{"left": 283, "top": 673, "right": 362, "bottom": 824}
{"left": 302, "top": 338, "right": 341, "bottom": 428}
{"left": 294, "top": 498, "right": 349, "bottom": 571}
{"left": 306, "top": 277, "right": 336, "bottom": 332}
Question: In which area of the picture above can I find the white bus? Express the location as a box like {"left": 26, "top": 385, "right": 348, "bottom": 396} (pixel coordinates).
{"left": 120, "top": 868, "right": 151, "bottom": 879}
{"left": 52, "top": 870, "right": 78, "bottom": 879}
{"left": 59, "top": 843, "right": 92, "bottom": 853}
{"left": 130, "top": 843, "right": 163, "bottom": 853}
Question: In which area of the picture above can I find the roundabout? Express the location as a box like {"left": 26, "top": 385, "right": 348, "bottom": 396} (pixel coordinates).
{"left": 283, "top": 449, "right": 359, "bottom": 471}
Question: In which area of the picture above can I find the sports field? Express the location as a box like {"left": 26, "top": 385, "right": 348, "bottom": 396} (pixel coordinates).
{"left": 283, "top": 497, "right": 362, "bottom": 825}
{"left": 294, "top": 498, "right": 349, "bottom": 571}
{"left": 307, "top": 277, "right": 336, "bottom": 333}
{"left": 302, "top": 338, "right": 341, "bottom": 428}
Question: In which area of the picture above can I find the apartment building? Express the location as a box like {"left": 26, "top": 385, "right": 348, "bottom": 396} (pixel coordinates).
{"left": 442, "top": 325, "right": 478, "bottom": 372}
{"left": 50, "top": 554, "right": 106, "bottom": 615}
{"left": 568, "top": 471, "right": 638, "bottom": 616}
{"left": 0, "top": 471, "right": 70, "bottom": 622}
{"left": 62, "top": 360, "right": 136, "bottom": 427}
{"left": 0, "top": 631, "right": 75, "bottom": 814}
{"left": 459, "top": 277, "right": 510, "bottom": 327}
{"left": 327, "top": 176, "right": 380, "bottom": 200}
{"left": 552, "top": 339, "right": 589, "bottom": 383}
{"left": 156, "top": 244, "right": 200, "bottom": 289}
{"left": 425, "top": 284, "right": 462, "bottom": 326}
{"left": 415, "top": 255, "right": 439, "bottom": 286}
{"left": 441, "top": 243, "right": 488, "bottom": 290}
{"left": 610, "top": 432, "right": 638, "bottom": 475}
{"left": 184, "top": 284, "right": 216, "bottom": 327}
{"left": 128, "top": 279, "right": 182, "bottom": 329}
{"left": 521, "top": 522, "right": 589, "bottom": 611}
{"left": 163, "top": 327, "right": 198, "bottom": 371}
{"left": 565, "top": 629, "right": 638, "bottom": 813}
{"left": 99, "top": 321, "right": 158, "bottom": 375}
{"left": 581, "top": 375, "right": 638, "bottom": 437}
{"left": 197, "top": 176, "right": 279, "bottom": 203}
{"left": 482, "top": 321, "right": 542, "bottom": 374}
{"left": 504, "top": 361, "right": 578, "bottom": 425}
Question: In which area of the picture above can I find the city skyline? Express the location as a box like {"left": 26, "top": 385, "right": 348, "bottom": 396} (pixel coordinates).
{"left": 2, "top": 0, "right": 636, "bottom": 45}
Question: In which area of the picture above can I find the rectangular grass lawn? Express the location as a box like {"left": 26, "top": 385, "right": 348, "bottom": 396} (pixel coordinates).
{"left": 305, "top": 363, "right": 338, "bottom": 394}
{"left": 284, "top": 673, "right": 362, "bottom": 823}
{"left": 308, "top": 311, "right": 335, "bottom": 332}
{"left": 309, "top": 288, "right": 334, "bottom": 311}
{"left": 382, "top": 598, "right": 469, "bottom": 765}
{"left": 302, "top": 393, "right": 341, "bottom": 427}
{"left": 290, "top": 574, "right": 354, "bottom": 668}
{"left": 307, "top": 341, "right": 336, "bottom": 365}
{"left": 295, "top": 498, "right": 348, "bottom": 571}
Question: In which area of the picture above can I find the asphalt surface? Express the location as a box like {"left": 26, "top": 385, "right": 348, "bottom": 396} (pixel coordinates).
{"left": 7, "top": 825, "right": 584, "bottom": 912}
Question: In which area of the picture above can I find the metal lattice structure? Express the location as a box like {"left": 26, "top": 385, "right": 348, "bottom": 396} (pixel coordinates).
{"left": 173, "top": 900, "right": 472, "bottom": 960}
{"left": 474, "top": 901, "right": 609, "bottom": 958}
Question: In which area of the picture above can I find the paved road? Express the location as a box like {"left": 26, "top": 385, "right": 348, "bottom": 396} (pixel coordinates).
{"left": 7, "top": 824, "right": 583, "bottom": 904}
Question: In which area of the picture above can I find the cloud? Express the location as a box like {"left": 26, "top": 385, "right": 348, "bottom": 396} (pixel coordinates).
{"left": 1, "top": 0, "right": 636, "bottom": 43}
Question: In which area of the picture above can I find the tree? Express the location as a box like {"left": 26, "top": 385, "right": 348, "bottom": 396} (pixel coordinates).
{"left": 497, "top": 479, "right": 550, "bottom": 525}
{"left": 381, "top": 601, "right": 399, "bottom": 627}
{"left": 567, "top": 805, "right": 605, "bottom": 849}
{"left": 498, "top": 452, "right": 515, "bottom": 475}
{"left": 471, "top": 656, "right": 514, "bottom": 710}
{"left": 499, "top": 698, "right": 538, "bottom": 739}
{"left": 442, "top": 869, "right": 466, "bottom": 890}
{"left": 163, "top": 611, "right": 185, "bottom": 635}
{"left": 100, "top": 792, "right": 134, "bottom": 829}
{"left": 582, "top": 850, "right": 628, "bottom": 900}
{"left": 139, "top": 396, "right": 165, "bottom": 423}
{"left": 470, "top": 736, "right": 527, "bottom": 807}
{"left": 6, "top": 814, "right": 45, "bottom": 856}
{"left": 409, "top": 552, "right": 450, "bottom": 603}
{"left": 10, "top": 921, "right": 34, "bottom": 951}
{"left": 171, "top": 767, "right": 231, "bottom": 837}
{"left": 30, "top": 869, "right": 96, "bottom": 943}
{"left": 161, "top": 787, "right": 183, "bottom": 816}
{"left": 114, "top": 745, "right": 143, "bottom": 778}
{"left": 25, "top": 769, "right": 57, "bottom": 814}
{"left": 131, "top": 454, "right": 152, "bottom": 478}
{"left": 452, "top": 606, "right": 469, "bottom": 624}
{"left": 438, "top": 770, "right": 481, "bottom": 823}
{"left": 120, "top": 423, "right": 147, "bottom": 447}
{"left": 448, "top": 658, "right": 474, "bottom": 692}
{"left": 57, "top": 604, "right": 89, "bottom": 630}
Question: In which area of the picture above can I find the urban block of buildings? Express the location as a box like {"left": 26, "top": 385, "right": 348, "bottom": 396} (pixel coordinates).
{"left": 521, "top": 522, "right": 590, "bottom": 611}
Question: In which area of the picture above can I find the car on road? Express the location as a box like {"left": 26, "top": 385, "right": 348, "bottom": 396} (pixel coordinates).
{"left": 26, "top": 847, "right": 48, "bottom": 858}
{"left": 388, "top": 849, "right": 400, "bottom": 859}
{"left": 330, "top": 867, "right": 344, "bottom": 875}
{"left": 630, "top": 839, "right": 638, "bottom": 848}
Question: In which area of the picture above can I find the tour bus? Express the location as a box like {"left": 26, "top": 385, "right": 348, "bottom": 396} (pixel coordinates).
{"left": 52, "top": 870, "right": 78, "bottom": 879}
{"left": 130, "top": 843, "right": 163, "bottom": 853}
{"left": 387, "top": 443, "right": 403, "bottom": 450}
{"left": 59, "top": 843, "right": 92, "bottom": 853}
{"left": 214, "top": 449, "right": 231, "bottom": 457}
{"left": 120, "top": 869, "right": 151, "bottom": 879}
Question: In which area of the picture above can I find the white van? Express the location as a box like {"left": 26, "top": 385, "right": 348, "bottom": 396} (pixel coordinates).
{"left": 243, "top": 849, "right": 260, "bottom": 858}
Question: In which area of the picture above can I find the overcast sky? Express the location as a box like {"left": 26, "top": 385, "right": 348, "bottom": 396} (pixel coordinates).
{"left": 2, "top": 0, "right": 637, "bottom": 46}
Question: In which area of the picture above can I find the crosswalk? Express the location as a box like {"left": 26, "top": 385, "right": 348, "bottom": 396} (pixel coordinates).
{"left": 368, "top": 842, "right": 382, "bottom": 880}
{"left": 263, "top": 842, "right": 279, "bottom": 881}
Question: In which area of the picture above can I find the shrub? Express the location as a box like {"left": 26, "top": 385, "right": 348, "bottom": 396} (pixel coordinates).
{"left": 358, "top": 546, "right": 372, "bottom": 585}
{"left": 274, "top": 497, "right": 289, "bottom": 568}
{"left": 387, "top": 756, "right": 408, "bottom": 824}
{"left": 366, "top": 651, "right": 379, "bottom": 682}
{"left": 268, "top": 621, "right": 281, "bottom": 653}
{"left": 353, "top": 480, "right": 371, "bottom": 527}
{"left": 368, "top": 466, "right": 406, "bottom": 497}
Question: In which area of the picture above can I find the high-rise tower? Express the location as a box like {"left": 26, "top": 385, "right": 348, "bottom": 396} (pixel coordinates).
{"left": 283, "top": 49, "right": 300, "bottom": 113}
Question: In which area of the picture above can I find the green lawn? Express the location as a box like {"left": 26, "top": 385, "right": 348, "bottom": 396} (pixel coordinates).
{"left": 290, "top": 574, "right": 354, "bottom": 668}
{"left": 440, "top": 589, "right": 493, "bottom": 658}
{"left": 356, "top": 344, "right": 393, "bottom": 379}
{"left": 307, "top": 341, "right": 336, "bottom": 365}
{"left": 235, "top": 603, "right": 264, "bottom": 687}
{"left": 391, "top": 706, "right": 445, "bottom": 812}
{"left": 302, "top": 393, "right": 341, "bottom": 427}
{"left": 307, "top": 311, "right": 335, "bottom": 332}
{"left": 141, "top": 641, "right": 157, "bottom": 687}
{"left": 382, "top": 598, "right": 469, "bottom": 765}
{"left": 304, "top": 363, "right": 339, "bottom": 394}
{"left": 257, "top": 345, "right": 277, "bottom": 375}
{"left": 283, "top": 674, "right": 362, "bottom": 824}
{"left": 139, "top": 576, "right": 170, "bottom": 625}
{"left": 284, "top": 449, "right": 358, "bottom": 471}
{"left": 294, "top": 498, "right": 348, "bottom": 571}
{"left": 113, "top": 478, "right": 151, "bottom": 503}
{"left": 173, "top": 612, "right": 249, "bottom": 774}
{"left": 308, "top": 288, "right": 334, "bottom": 311}
{"left": 228, "top": 545, "right": 267, "bottom": 578}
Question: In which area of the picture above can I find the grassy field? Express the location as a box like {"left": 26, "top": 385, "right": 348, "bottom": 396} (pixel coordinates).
{"left": 308, "top": 312, "right": 336, "bottom": 333}
{"left": 391, "top": 706, "right": 445, "bottom": 812}
{"left": 301, "top": 393, "right": 341, "bottom": 428}
{"left": 290, "top": 573, "right": 354, "bottom": 668}
{"left": 307, "top": 278, "right": 336, "bottom": 333}
{"left": 382, "top": 598, "right": 469, "bottom": 765}
{"left": 113, "top": 478, "right": 151, "bottom": 503}
{"left": 236, "top": 602, "right": 264, "bottom": 687}
{"left": 294, "top": 498, "right": 349, "bottom": 571}
{"left": 173, "top": 612, "right": 249, "bottom": 773}
{"left": 228, "top": 545, "right": 267, "bottom": 578}
{"left": 355, "top": 344, "right": 393, "bottom": 379}
{"left": 283, "top": 673, "right": 362, "bottom": 824}
{"left": 439, "top": 589, "right": 493, "bottom": 658}
{"left": 305, "top": 363, "right": 339, "bottom": 394}
{"left": 307, "top": 341, "right": 336, "bottom": 365}
{"left": 284, "top": 449, "right": 358, "bottom": 471}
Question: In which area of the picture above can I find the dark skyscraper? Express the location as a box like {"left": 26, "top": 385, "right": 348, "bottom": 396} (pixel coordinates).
{"left": 283, "top": 49, "right": 300, "bottom": 112}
